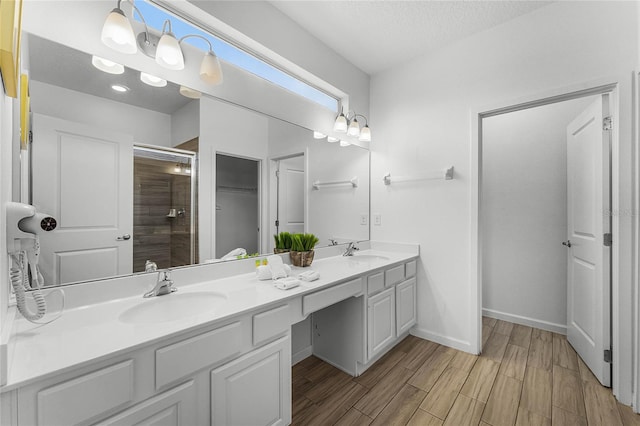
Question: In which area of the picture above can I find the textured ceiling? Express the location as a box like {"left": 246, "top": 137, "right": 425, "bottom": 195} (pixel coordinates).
{"left": 269, "top": 1, "right": 553, "bottom": 75}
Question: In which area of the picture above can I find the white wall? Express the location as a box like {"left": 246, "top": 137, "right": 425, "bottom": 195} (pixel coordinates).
{"left": 0, "top": 93, "right": 14, "bottom": 339}
{"left": 482, "top": 97, "right": 595, "bottom": 332}
{"left": 370, "top": 1, "right": 637, "bottom": 403}
{"left": 171, "top": 100, "right": 199, "bottom": 147}
{"left": 30, "top": 81, "right": 171, "bottom": 147}
{"left": 199, "top": 97, "right": 269, "bottom": 261}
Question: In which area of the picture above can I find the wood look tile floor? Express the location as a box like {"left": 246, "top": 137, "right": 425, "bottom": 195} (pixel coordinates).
{"left": 292, "top": 318, "right": 640, "bottom": 426}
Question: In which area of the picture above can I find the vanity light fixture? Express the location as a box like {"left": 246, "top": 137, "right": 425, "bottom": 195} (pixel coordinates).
{"left": 339, "top": 140, "right": 351, "bottom": 147}
{"left": 327, "top": 136, "right": 339, "bottom": 143}
{"left": 174, "top": 164, "right": 182, "bottom": 173}
{"left": 313, "top": 131, "right": 327, "bottom": 139}
{"left": 333, "top": 109, "right": 372, "bottom": 142}
{"left": 140, "top": 72, "right": 167, "bottom": 87}
{"left": 91, "top": 55, "right": 125, "bottom": 74}
{"left": 101, "top": 0, "right": 224, "bottom": 85}
{"left": 179, "top": 85, "right": 202, "bottom": 99}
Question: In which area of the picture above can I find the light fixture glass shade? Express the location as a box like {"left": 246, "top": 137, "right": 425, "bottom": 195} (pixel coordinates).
{"left": 140, "top": 72, "right": 167, "bottom": 87}
{"left": 174, "top": 164, "right": 182, "bottom": 173}
{"left": 101, "top": 8, "right": 137, "bottom": 54}
{"left": 347, "top": 118, "right": 360, "bottom": 137}
{"left": 313, "top": 131, "right": 327, "bottom": 139}
{"left": 200, "top": 51, "right": 223, "bottom": 85}
{"left": 91, "top": 55, "right": 124, "bottom": 74}
{"left": 156, "top": 32, "right": 185, "bottom": 70}
{"left": 358, "top": 125, "right": 372, "bottom": 142}
{"left": 111, "top": 84, "right": 129, "bottom": 93}
{"left": 179, "top": 85, "right": 201, "bottom": 99}
{"left": 339, "top": 140, "right": 351, "bottom": 147}
{"left": 333, "top": 112, "right": 348, "bottom": 133}
{"left": 327, "top": 136, "right": 339, "bottom": 143}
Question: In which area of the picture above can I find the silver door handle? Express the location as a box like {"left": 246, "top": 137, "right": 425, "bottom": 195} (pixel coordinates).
{"left": 562, "top": 240, "right": 572, "bottom": 247}
{"left": 116, "top": 234, "right": 131, "bottom": 241}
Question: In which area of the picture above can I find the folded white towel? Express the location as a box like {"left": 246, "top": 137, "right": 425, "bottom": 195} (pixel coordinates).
{"left": 298, "top": 270, "right": 320, "bottom": 282}
{"left": 274, "top": 277, "right": 301, "bottom": 290}
{"left": 256, "top": 265, "right": 272, "bottom": 280}
{"left": 267, "top": 255, "right": 288, "bottom": 280}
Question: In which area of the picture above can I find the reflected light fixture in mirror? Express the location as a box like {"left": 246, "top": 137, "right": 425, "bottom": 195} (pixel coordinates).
{"left": 179, "top": 85, "right": 201, "bottom": 99}
{"left": 327, "top": 136, "right": 339, "bottom": 143}
{"left": 140, "top": 71, "right": 167, "bottom": 87}
{"left": 91, "top": 55, "right": 125, "bottom": 74}
{"left": 111, "top": 84, "right": 130, "bottom": 92}
{"left": 339, "top": 140, "right": 351, "bottom": 147}
{"left": 100, "top": 0, "right": 223, "bottom": 85}
{"left": 313, "top": 131, "right": 326, "bottom": 139}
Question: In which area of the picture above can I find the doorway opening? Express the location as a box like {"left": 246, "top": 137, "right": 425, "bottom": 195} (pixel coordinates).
{"left": 273, "top": 154, "right": 305, "bottom": 238}
{"left": 475, "top": 84, "right": 617, "bottom": 388}
{"left": 215, "top": 153, "right": 260, "bottom": 258}
{"left": 133, "top": 145, "right": 197, "bottom": 272}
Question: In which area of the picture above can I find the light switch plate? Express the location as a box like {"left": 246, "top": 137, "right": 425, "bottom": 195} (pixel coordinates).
{"left": 360, "top": 214, "right": 368, "bottom": 225}
{"left": 373, "top": 214, "right": 382, "bottom": 226}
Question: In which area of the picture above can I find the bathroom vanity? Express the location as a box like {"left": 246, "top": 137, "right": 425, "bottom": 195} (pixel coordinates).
{"left": 0, "top": 243, "right": 418, "bottom": 426}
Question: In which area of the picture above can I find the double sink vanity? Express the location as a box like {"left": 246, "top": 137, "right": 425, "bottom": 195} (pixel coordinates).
{"left": 0, "top": 242, "right": 418, "bottom": 426}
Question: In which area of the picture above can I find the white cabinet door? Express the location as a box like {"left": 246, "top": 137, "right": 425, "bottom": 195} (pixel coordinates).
{"left": 396, "top": 277, "right": 417, "bottom": 336}
{"left": 367, "top": 287, "right": 396, "bottom": 360}
{"left": 97, "top": 381, "right": 196, "bottom": 426}
{"left": 211, "top": 336, "right": 291, "bottom": 426}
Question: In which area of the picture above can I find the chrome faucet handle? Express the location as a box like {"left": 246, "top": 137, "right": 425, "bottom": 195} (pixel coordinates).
{"left": 143, "top": 269, "right": 177, "bottom": 298}
{"left": 329, "top": 238, "right": 338, "bottom": 246}
{"left": 342, "top": 241, "right": 360, "bottom": 256}
{"left": 145, "top": 260, "right": 158, "bottom": 272}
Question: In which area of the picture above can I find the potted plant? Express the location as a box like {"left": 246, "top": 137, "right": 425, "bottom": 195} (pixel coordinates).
{"left": 273, "top": 232, "right": 292, "bottom": 254}
{"left": 289, "top": 233, "right": 320, "bottom": 267}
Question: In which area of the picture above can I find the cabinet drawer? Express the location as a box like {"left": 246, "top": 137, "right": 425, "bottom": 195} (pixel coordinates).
{"left": 253, "top": 305, "right": 290, "bottom": 346}
{"left": 36, "top": 360, "right": 134, "bottom": 426}
{"left": 385, "top": 265, "right": 405, "bottom": 287}
{"left": 303, "top": 278, "right": 362, "bottom": 316}
{"left": 405, "top": 260, "right": 417, "bottom": 278}
{"left": 367, "top": 272, "right": 385, "bottom": 295}
{"left": 156, "top": 322, "right": 242, "bottom": 389}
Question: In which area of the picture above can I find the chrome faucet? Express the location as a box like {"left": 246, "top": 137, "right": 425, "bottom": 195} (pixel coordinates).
{"left": 145, "top": 260, "right": 158, "bottom": 272}
{"left": 144, "top": 270, "right": 177, "bottom": 298}
{"left": 343, "top": 242, "right": 360, "bottom": 256}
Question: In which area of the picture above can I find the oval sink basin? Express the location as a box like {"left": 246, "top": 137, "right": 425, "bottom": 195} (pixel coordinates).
{"left": 347, "top": 254, "right": 390, "bottom": 263}
{"left": 119, "top": 291, "right": 227, "bottom": 324}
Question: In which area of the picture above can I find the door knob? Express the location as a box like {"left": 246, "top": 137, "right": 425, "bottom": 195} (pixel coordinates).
{"left": 562, "top": 240, "right": 572, "bottom": 247}
{"left": 116, "top": 234, "right": 131, "bottom": 241}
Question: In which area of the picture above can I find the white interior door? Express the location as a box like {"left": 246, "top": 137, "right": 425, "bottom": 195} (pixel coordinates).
{"left": 565, "top": 95, "right": 611, "bottom": 386}
{"left": 32, "top": 114, "right": 133, "bottom": 285}
{"left": 276, "top": 156, "right": 304, "bottom": 234}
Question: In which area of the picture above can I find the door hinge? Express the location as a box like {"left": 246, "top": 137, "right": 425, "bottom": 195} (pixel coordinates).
{"left": 28, "top": 131, "right": 33, "bottom": 143}
{"left": 275, "top": 220, "right": 279, "bottom": 227}
{"left": 275, "top": 170, "right": 280, "bottom": 178}
{"left": 603, "top": 116, "right": 612, "bottom": 131}
{"left": 604, "top": 349, "right": 612, "bottom": 363}
{"left": 604, "top": 233, "right": 612, "bottom": 247}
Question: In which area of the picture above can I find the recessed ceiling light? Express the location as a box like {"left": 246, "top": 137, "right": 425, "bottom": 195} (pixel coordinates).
{"left": 91, "top": 55, "right": 124, "bottom": 74}
{"left": 111, "top": 84, "right": 129, "bottom": 93}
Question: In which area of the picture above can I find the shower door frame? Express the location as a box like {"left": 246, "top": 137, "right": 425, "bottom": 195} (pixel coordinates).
{"left": 133, "top": 144, "right": 198, "bottom": 267}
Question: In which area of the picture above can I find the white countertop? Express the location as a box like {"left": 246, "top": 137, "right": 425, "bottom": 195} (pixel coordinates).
{"left": 2, "top": 245, "right": 418, "bottom": 391}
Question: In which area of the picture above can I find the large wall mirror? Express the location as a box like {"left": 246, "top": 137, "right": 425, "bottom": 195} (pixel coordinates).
{"left": 17, "top": 2, "right": 370, "bottom": 288}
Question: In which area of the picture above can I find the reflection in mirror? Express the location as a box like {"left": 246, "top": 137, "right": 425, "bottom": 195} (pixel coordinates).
{"left": 22, "top": 33, "right": 370, "bottom": 288}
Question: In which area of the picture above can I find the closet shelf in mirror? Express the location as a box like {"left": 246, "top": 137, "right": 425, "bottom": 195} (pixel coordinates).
{"left": 217, "top": 185, "right": 258, "bottom": 193}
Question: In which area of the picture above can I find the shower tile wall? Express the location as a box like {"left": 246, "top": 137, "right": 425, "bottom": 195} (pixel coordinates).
{"left": 133, "top": 159, "right": 193, "bottom": 272}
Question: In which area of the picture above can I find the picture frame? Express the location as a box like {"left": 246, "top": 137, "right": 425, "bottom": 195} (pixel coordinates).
{"left": 0, "top": 0, "right": 23, "bottom": 98}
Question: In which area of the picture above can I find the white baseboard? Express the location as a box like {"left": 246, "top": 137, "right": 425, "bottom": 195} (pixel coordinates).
{"left": 291, "top": 346, "right": 313, "bottom": 366}
{"left": 483, "top": 308, "right": 567, "bottom": 335}
{"left": 411, "top": 326, "right": 475, "bottom": 354}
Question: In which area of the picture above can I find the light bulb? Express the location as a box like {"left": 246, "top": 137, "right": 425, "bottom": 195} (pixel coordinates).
{"left": 101, "top": 8, "right": 137, "bottom": 54}
{"left": 140, "top": 72, "right": 167, "bottom": 87}
{"left": 174, "top": 165, "right": 181, "bottom": 173}
{"left": 313, "top": 131, "right": 327, "bottom": 139}
{"left": 91, "top": 55, "right": 124, "bottom": 74}
{"left": 327, "top": 136, "right": 339, "bottom": 143}
{"left": 111, "top": 84, "right": 129, "bottom": 93}
{"left": 358, "top": 125, "right": 371, "bottom": 142}
{"left": 200, "top": 51, "right": 223, "bottom": 85}
{"left": 339, "top": 140, "right": 351, "bottom": 147}
{"left": 156, "top": 31, "right": 184, "bottom": 70}
{"left": 333, "top": 112, "right": 348, "bottom": 133}
{"left": 347, "top": 118, "right": 360, "bottom": 137}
